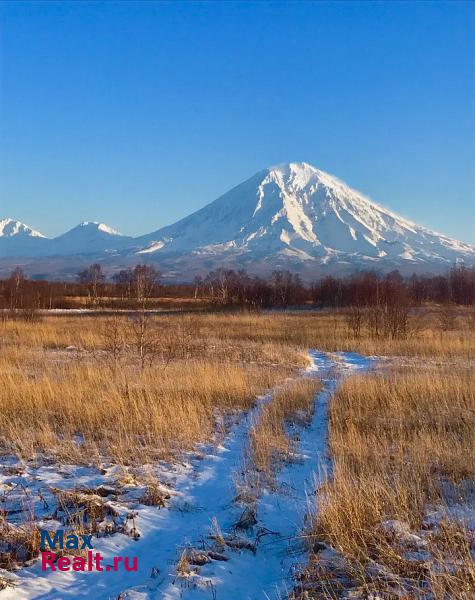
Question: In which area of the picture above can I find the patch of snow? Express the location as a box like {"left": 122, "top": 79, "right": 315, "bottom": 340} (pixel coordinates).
{"left": 137, "top": 241, "right": 166, "bottom": 254}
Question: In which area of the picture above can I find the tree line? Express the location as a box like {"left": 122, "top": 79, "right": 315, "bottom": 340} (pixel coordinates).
{"left": 0, "top": 263, "right": 474, "bottom": 313}
{"left": 192, "top": 266, "right": 475, "bottom": 308}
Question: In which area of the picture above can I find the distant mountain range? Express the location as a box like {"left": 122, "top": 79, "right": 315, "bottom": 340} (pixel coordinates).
{"left": 1, "top": 163, "right": 474, "bottom": 280}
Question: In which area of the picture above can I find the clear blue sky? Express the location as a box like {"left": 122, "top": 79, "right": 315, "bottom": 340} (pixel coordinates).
{"left": 1, "top": 1, "right": 474, "bottom": 242}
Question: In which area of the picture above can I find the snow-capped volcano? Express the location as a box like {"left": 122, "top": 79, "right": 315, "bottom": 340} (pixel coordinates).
{"left": 0, "top": 219, "right": 131, "bottom": 258}
{"left": 1, "top": 163, "right": 474, "bottom": 278}
{"left": 49, "top": 221, "right": 132, "bottom": 255}
{"left": 0, "top": 218, "right": 49, "bottom": 257}
{"left": 133, "top": 162, "right": 475, "bottom": 271}
{"left": 0, "top": 218, "right": 46, "bottom": 239}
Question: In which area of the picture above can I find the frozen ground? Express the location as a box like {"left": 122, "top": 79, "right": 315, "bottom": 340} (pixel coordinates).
{"left": 0, "top": 351, "right": 372, "bottom": 600}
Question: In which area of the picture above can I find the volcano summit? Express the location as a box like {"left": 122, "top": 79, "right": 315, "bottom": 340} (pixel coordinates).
{"left": 1, "top": 163, "right": 474, "bottom": 279}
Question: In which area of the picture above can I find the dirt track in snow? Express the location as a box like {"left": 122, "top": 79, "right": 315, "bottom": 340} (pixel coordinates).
{"left": 1, "top": 351, "right": 372, "bottom": 600}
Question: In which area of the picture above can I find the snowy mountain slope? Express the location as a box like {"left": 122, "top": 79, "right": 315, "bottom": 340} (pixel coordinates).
{"left": 0, "top": 218, "right": 49, "bottom": 257}
{"left": 1, "top": 163, "right": 474, "bottom": 277}
{"left": 0, "top": 220, "right": 131, "bottom": 257}
{"left": 47, "top": 221, "right": 132, "bottom": 255}
{"left": 0, "top": 218, "right": 45, "bottom": 238}
{"left": 132, "top": 162, "right": 475, "bottom": 270}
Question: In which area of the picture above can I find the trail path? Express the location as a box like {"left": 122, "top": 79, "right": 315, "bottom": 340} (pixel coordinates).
{"left": 1, "top": 351, "right": 372, "bottom": 600}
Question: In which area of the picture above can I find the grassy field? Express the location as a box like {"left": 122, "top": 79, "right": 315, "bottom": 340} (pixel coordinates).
{"left": 0, "top": 308, "right": 473, "bottom": 462}
{"left": 0, "top": 307, "right": 473, "bottom": 597}
{"left": 0, "top": 313, "right": 310, "bottom": 463}
{"left": 290, "top": 313, "right": 475, "bottom": 599}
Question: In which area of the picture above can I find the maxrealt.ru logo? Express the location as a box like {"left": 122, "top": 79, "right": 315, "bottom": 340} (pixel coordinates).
{"left": 40, "top": 530, "right": 138, "bottom": 573}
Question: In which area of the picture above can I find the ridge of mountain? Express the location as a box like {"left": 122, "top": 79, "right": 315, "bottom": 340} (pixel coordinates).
{"left": 1, "top": 162, "right": 474, "bottom": 278}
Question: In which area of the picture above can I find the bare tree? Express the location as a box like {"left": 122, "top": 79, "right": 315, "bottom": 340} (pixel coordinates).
{"left": 119, "top": 265, "right": 161, "bottom": 370}
{"left": 6, "top": 267, "right": 27, "bottom": 311}
{"left": 271, "top": 270, "right": 294, "bottom": 307}
{"left": 129, "top": 313, "right": 160, "bottom": 371}
{"left": 101, "top": 315, "right": 126, "bottom": 370}
{"left": 366, "top": 305, "right": 383, "bottom": 339}
{"left": 346, "top": 305, "right": 364, "bottom": 339}
{"left": 112, "top": 269, "right": 134, "bottom": 300}
{"left": 193, "top": 275, "right": 203, "bottom": 300}
{"left": 77, "top": 264, "right": 105, "bottom": 305}
{"left": 133, "top": 265, "right": 160, "bottom": 308}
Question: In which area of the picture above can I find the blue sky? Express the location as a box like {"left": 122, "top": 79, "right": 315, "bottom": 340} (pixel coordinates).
{"left": 1, "top": 1, "right": 474, "bottom": 242}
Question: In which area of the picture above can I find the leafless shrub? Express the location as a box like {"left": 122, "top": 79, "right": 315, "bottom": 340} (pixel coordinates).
{"left": 345, "top": 305, "right": 363, "bottom": 339}
{"left": 382, "top": 302, "right": 409, "bottom": 339}
{"left": 366, "top": 304, "right": 383, "bottom": 339}
{"left": 129, "top": 313, "right": 161, "bottom": 370}
{"left": 101, "top": 315, "right": 126, "bottom": 368}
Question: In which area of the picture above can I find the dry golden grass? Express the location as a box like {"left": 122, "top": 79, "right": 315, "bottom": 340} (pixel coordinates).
{"left": 297, "top": 369, "right": 475, "bottom": 599}
{"left": 0, "top": 359, "right": 276, "bottom": 462}
{"left": 0, "top": 517, "right": 40, "bottom": 570}
{"left": 3, "top": 307, "right": 474, "bottom": 356}
{"left": 0, "top": 314, "right": 309, "bottom": 464}
{"left": 0, "top": 308, "right": 474, "bottom": 590}
{"left": 0, "top": 308, "right": 472, "bottom": 466}
{"left": 250, "top": 378, "right": 322, "bottom": 485}
{"left": 46, "top": 294, "right": 212, "bottom": 310}
{"left": 182, "top": 308, "right": 475, "bottom": 358}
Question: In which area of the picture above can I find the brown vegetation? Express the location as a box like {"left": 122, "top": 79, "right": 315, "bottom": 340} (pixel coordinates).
{"left": 1, "top": 265, "right": 474, "bottom": 312}
{"left": 295, "top": 369, "right": 475, "bottom": 599}
{"left": 249, "top": 378, "right": 322, "bottom": 486}
{"left": 0, "top": 314, "right": 309, "bottom": 464}
{"left": 0, "top": 308, "right": 472, "bottom": 465}
{"left": 0, "top": 307, "right": 473, "bottom": 593}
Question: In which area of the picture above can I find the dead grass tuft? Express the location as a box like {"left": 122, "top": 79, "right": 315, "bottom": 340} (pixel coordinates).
{"left": 0, "top": 518, "right": 40, "bottom": 569}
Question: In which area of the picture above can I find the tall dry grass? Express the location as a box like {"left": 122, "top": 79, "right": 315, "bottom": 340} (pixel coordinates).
{"left": 249, "top": 378, "right": 322, "bottom": 486}
{"left": 297, "top": 369, "right": 475, "bottom": 599}
{"left": 186, "top": 309, "right": 475, "bottom": 358}
{"left": 3, "top": 307, "right": 474, "bottom": 357}
{"left": 0, "top": 359, "right": 280, "bottom": 463}
{"left": 1, "top": 309, "right": 473, "bottom": 585}
{"left": 0, "top": 308, "right": 472, "bottom": 466}
{"left": 0, "top": 314, "right": 308, "bottom": 464}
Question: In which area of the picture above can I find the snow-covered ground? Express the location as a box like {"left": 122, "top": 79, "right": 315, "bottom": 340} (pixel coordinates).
{"left": 0, "top": 351, "right": 372, "bottom": 600}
